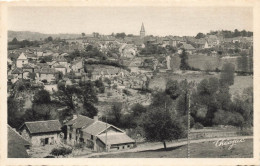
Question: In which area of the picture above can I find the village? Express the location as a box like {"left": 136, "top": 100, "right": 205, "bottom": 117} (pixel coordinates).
{"left": 7, "top": 23, "right": 254, "bottom": 158}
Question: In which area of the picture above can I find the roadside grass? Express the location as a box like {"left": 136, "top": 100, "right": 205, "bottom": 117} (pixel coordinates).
{"left": 93, "top": 139, "right": 253, "bottom": 158}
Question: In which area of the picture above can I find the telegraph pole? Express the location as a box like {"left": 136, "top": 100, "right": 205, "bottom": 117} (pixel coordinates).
{"left": 106, "top": 115, "right": 108, "bottom": 152}
{"left": 187, "top": 91, "right": 191, "bottom": 158}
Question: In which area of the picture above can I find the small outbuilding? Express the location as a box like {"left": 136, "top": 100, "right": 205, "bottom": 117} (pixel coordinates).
{"left": 19, "top": 120, "right": 62, "bottom": 146}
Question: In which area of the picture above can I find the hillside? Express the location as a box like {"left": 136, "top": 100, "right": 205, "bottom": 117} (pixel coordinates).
{"left": 8, "top": 31, "right": 81, "bottom": 41}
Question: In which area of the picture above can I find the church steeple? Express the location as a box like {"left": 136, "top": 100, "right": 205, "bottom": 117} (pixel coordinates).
{"left": 140, "top": 22, "right": 145, "bottom": 38}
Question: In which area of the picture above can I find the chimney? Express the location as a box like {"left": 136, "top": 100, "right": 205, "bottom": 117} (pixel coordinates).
{"left": 94, "top": 116, "right": 98, "bottom": 122}
{"left": 72, "top": 114, "right": 78, "bottom": 120}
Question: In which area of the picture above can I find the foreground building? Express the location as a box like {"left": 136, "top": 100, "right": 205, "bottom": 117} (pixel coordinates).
{"left": 8, "top": 125, "right": 31, "bottom": 158}
{"left": 64, "top": 115, "right": 135, "bottom": 152}
{"left": 19, "top": 120, "right": 62, "bottom": 146}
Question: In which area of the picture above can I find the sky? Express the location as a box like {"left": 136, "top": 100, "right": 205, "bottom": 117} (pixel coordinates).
{"left": 8, "top": 7, "right": 253, "bottom": 36}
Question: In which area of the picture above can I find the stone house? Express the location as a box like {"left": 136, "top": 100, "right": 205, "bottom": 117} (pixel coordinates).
{"left": 16, "top": 53, "right": 28, "bottom": 68}
{"left": 19, "top": 120, "right": 62, "bottom": 147}
{"left": 64, "top": 115, "right": 135, "bottom": 152}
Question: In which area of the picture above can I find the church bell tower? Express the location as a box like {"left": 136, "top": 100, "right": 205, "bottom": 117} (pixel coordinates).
{"left": 140, "top": 22, "right": 145, "bottom": 38}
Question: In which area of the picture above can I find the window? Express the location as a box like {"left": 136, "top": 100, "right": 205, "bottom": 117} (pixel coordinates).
{"left": 91, "top": 135, "right": 93, "bottom": 140}
{"left": 69, "top": 133, "right": 72, "bottom": 140}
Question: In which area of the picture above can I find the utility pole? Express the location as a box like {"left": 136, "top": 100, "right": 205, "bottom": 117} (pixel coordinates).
{"left": 106, "top": 114, "right": 108, "bottom": 152}
{"left": 187, "top": 90, "right": 191, "bottom": 158}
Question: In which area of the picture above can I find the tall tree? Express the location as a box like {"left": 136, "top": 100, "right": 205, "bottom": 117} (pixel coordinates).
{"left": 179, "top": 49, "right": 190, "bottom": 70}
{"left": 141, "top": 105, "right": 185, "bottom": 150}
{"left": 53, "top": 82, "right": 81, "bottom": 112}
{"left": 81, "top": 81, "right": 98, "bottom": 118}
{"left": 220, "top": 63, "right": 235, "bottom": 86}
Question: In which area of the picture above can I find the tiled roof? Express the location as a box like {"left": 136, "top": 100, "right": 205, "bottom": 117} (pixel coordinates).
{"left": 54, "top": 64, "right": 66, "bottom": 68}
{"left": 82, "top": 121, "right": 111, "bottom": 136}
{"left": 37, "top": 68, "right": 57, "bottom": 74}
{"left": 12, "top": 68, "right": 23, "bottom": 74}
{"left": 8, "top": 125, "right": 30, "bottom": 158}
{"left": 17, "top": 53, "right": 27, "bottom": 60}
{"left": 20, "top": 120, "right": 61, "bottom": 134}
{"left": 181, "top": 43, "right": 195, "bottom": 50}
{"left": 22, "top": 63, "right": 34, "bottom": 69}
{"left": 66, "top": 115, "right": 95, "bottom": 129}
{"left": 97, "top": 133, "right": 135, "bottom": 145}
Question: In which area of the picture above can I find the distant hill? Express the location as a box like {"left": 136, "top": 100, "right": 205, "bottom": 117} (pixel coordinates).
{"left": 8, "top": 31, "right": 82, "bottom": 41}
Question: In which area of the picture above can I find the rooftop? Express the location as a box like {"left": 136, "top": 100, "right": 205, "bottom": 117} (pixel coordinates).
{"left": 20, "top": 120, "right": 61, "bottom": 134}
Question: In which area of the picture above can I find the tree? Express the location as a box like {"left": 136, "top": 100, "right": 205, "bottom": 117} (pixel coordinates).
{"left": 165, "top": 80, "right": 180, "bottom": 100}
{"left": 53, "top": 82, "right": 81, "bottom": 112}
{"left": 131, "top": 103, "right": 147, "bottom": 117}
{"left": 179, "top": 49, "right": 190, "bottom": 70}
{"left": 109, "top": 102, "right": 123, "bottom": 126}
{"left": 8, "top": 97, "right": 24, "bottom": 129}
{"left": 220, "top": 63, "right": 235, "bottom": 86}
{"left": 45, "top": 36, "right": 53, "bottom": 42}
{"left": 33, "top": 89, "right": 51, "bottom": 104}
{"left": 55, "top": 71, "right": 64, "bottom": 83}
{"left": 237, "top": 56, "right": 248, "bottom": 72}
{"left": 141, "top": 106, "right": 186, "bottom": 150}
{"left": 81, "top": 32, "right": 86, "bottom": 37}
{"left": 195, "top": 32, "right": 206, "bottom": 39}
{"left": 28, "top": 72, "right": 36, "bottom": 80}
{"left": 81, "top": 81, "right": 98, "bottom": 118}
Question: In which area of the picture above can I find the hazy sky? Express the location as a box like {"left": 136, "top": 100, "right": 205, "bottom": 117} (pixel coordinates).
{"left": 8, "top": 7, "right": 253, "bottom": 36}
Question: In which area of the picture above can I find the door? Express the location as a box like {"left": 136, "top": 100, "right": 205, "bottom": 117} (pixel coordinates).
{"left": 45, "top": 138, "right": 49, "bottom": 145}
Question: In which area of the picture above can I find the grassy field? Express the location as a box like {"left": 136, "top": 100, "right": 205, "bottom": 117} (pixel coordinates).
{"left": 93, "top": 139, "right": 253, "bottom": 158}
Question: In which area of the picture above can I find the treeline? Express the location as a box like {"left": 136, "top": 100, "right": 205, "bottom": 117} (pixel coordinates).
{"left": 195, "top": 29, "right": 253, "bottom": 39}
{"left": 8, "top": 37, "right": 40, "bottom": 50}
{"left": 140, "top": 44, "right": 176, "bottom": 55}
{"left": 8, "top": 80, "right": 100, "bottom": 129}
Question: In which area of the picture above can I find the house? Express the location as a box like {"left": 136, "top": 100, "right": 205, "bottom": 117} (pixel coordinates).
{"left": 35, "top": 68, "right": 57, "bottom": 83}
{"left": 119, "top": 44, "right": 137, "bottom": 58}
{"left": 19, "top": 120, "right": 62, "bottom": 146}
{"left": 11, "top": 68, "right": 24, "bottom": 82}
{"left": 64, "top": 115, "right": 135, "bottom": 152}
{"left": 71, "top": 59, "right": 84, "bottom": 73}
{"left": 179, "top": 43, "right": 196, "bottom": 54}
{"left": 8, "top": 125, "right": 31, "bottom": 158}
{"left": 16, "top": 52, "right": 28, "bottom": 68}
{"left": 54, "top": 64, "right": 67, "bottom": 75}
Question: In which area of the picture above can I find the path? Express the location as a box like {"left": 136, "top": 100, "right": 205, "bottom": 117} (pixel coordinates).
{"left": 75, "top": 135, "right": 253, "bottom": 158}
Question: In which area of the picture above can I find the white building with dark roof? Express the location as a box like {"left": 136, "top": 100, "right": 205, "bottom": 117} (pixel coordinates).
{"left": 64, "top": 115, "right": 135, "bottom": 152}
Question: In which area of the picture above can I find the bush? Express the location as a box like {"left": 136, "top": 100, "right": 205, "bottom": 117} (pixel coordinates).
{"left": 50, "top": 147, "right": 72, "bottom": 157}
{"left": 123, "top": 89, "right": 131, "bottom": 96}
{"left": 194, "top": 122, "right": 204, "bottom": 129}
{"left": 107, "top": 92, "right": 112, "bottom": 97}
{"left": 74, "top": 142, "right": 85, "bottom": 149}
{"left": 42, "top": 79, "right": 47, "bottom": 83}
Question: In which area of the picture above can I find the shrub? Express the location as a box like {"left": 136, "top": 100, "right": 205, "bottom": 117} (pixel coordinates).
{"left": 50, "top": 147, "right": 72, "bottom": 157}
{"left": 74, "top": 142, "right": 85, "bottom": 149}
{"left": 107, "top": 92, "right": 112, "bottom": 97}
{"left": 42, "top": 79, "right": 47, "bottom": 83}
{"left": 123, "top": 89, "right": 131, "bottom": 96}
{"left": 194, "top": 122, "right": 204, "bottom": 129}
